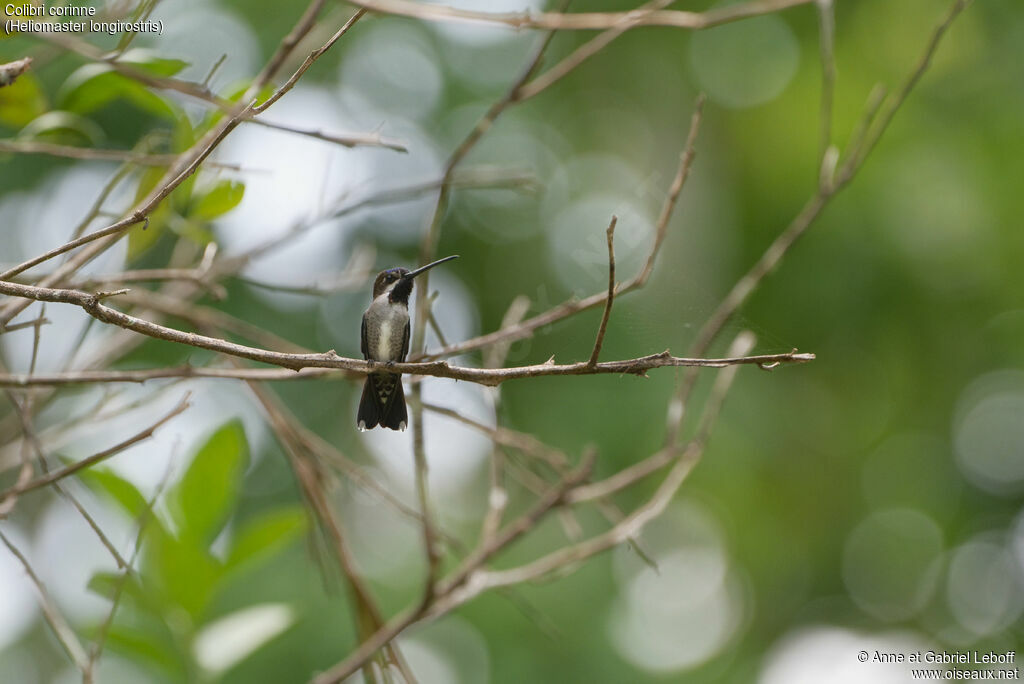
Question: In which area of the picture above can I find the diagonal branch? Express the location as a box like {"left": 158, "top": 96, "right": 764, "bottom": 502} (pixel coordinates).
{"left": 0, "top": 0, "right": 366, "bottom": 323}
{"left": 348, "top": 0, "right": 812, "bottom": 31}
{"left": 451, "top": 334, "right": 753, "bottom": 596}
{"left": 416, "top": 95, "right": 705, "bottom": 361}
{"left": 0, "top": 394, "right": 190, "bottom": 502}
{"left": 688, "top": 0, "right": 972, "bottom": 363}
{"left": 0, "top": 528, "right": 90, "bottom": 672}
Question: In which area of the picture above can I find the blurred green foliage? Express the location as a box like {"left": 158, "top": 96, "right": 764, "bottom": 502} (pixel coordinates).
{"left": 2, "top": 0, "right": 1023, "bottom": 682}
{"left": 81, "top": 422, "right": 306, "bottom": 682}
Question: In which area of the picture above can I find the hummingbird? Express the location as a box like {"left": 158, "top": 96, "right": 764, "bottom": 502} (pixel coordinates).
{"left": 357, "top": 255, "right": 459, "bottom": 431}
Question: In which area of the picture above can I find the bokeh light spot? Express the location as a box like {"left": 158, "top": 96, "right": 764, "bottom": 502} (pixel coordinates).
{"left": 842, "top": 509, "right": 944, "bottom": 621}
{"left": 946, "top": 536, "right": 1024, "bottom": 637}
{"left": 690, "top": 11, "right": 799, "bottom": 109}
{"left": 954, "top": 371, "right": 1024, "bottom": 496}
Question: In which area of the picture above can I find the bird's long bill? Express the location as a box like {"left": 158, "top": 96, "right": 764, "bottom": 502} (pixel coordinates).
{"left": 402, "top": 254, "right": 459, "bottom": 280}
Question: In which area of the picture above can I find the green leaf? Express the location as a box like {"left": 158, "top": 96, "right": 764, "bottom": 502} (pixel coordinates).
{"left": 171, "top": 216, "right": 216, "bottom": 246}
{"left": 77, "top": 468, "right": 148, "bottom": 518}
{"left": 87, "top": 570, "right": 122, "bottom": 600}
{"left": 57, "top": 63, "right": 179, "bottom": 120}
{"left": 170, "top": 420, "right": 249, "bottom": 548}
{"left": 102, "top": 622, "right": 187, "bottom": 679}
{"left": 144, "top": 529, "right": 221, "bottom": 620}
{"left": 128, "top": 165, "right": 172, "bottom": 260}
{"left": 0, "top": 70, "right": 48, "bottom": 128}
{"left": 227, "top": 507, "right": 308, "bottom": 570}
{"left": 118, "top": 48, "right": 189, "bottom": 78}
{"left": 192, "top": 180, "right": 245, "bottom": 220}
{"left": 17, "top": 110, "right": 104, "bottom": 147}
{"left": 87, "top": 570, "right": 152, "bottom": 610}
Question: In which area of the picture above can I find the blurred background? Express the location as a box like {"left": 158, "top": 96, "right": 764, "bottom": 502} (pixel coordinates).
{"left": 1, "top": 0, "right": 1023, "bottom": 682}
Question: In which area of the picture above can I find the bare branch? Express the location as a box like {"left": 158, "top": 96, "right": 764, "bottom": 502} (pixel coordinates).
{"left": 0, "top": 394, "right": 35, "bottom": 518}
{"left": 247, "top": 118, "right": 408, "bottom": 152}
{"left": 87, "top": 460, "right": 173, "bottom": 681}
{"left": 835, "top": 0, "right": 973, "bottom": 186}
{"left": 515, "top": 0, "right": 674, "bottom": 101}
{"left": 0, "top": 280, "right": 815, "bottom": 385}
{"left": 0, "top": 0, "right": 363, "bottom": 316}
{"left": 411, "top": 395, "right": 442, "bottom": 603}
{"left": 0, "top": 140, "right": 244, "bottom": 168}
{"left": 410, "top": 9, "right": 565, "bottom": 357}
{"left": 312, "top": 454, "right": 594, "bottom": 684}
{"left": 0, "top": 280, "right": 816, "bottom": 383}
{"left": 241, "top": 376, "right": 415, "bottom": 682}
{"left": 348, "top": 0, "right": 812, "bottom": 31}
{"left": 0, "top": 528, "right": 90, "bottom": 672}
{"left": 417, "top": 95, "right": 705, "bottom": 361}
{"left": 815, "top": 0, "right": 836, "bottom": 184}
{"left": 78, "top": 267, "right": 227, "bottom": 300}
{"left": 252, "top": 9, "right": 367, "bottom": 113}
{"left": 568, "top": 332, "right": 754, "bottom": 504}
{"left": 0, "top": 57, "right": 32, "bottom": 87}
{"left": 0, "top": 367, "right": 333, "bottom": 387}
{"left": 422, "top": 402, "right": 568, "bottom": 470}
{"left": 484, "top": 295, "right": 530, "bottom": 369}
{"left": 689, "top": 0, "right": 971, "bottom": 361}
{"left": 481, "top": 448, "right": 507, "bottom": 546}
{"left": 0, "top": 315, "right": 50, "bottom": 335}
{"left": 2, "top": 391, "right": 129, "bottom": 568}
{"left": 455, "top": 333, "right": 754, "bottom": 594}
{"left": 0, "top": 394, "right": 190, "bottom": 502}
{"left": 587, "top": 216, "right": 617, "bottom": 368}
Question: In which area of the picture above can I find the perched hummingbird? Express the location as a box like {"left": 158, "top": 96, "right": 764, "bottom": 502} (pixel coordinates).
{"left": 357, "top": 255, "right": 459, "bottom": 431}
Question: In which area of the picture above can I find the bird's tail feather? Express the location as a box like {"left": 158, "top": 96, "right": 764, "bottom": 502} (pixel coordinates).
{"left": 357, "top": 373, "right": 407, "bottom": 431}
{"left": 381, "top": 379, "right": 407, "bottom": 431}
{"left": 356, "top": 377, "right": 379, "bottom": 430}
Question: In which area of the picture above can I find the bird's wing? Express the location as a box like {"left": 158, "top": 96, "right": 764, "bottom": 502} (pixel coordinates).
{"left": 360, "top": 313, "right": 368, "bottom": 359}
{"left": 401, "top": 319, "right": 410, "bottom": 361}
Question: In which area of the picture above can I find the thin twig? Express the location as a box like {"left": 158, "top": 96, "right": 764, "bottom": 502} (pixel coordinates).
{"left": 0, "top": 315, "right": 50, "bottom": 335}
{"left": 77, "top": 267, "right": 227, "bottom": 300}
{"left": 87, "top": 460, "right": 173, "bottom": 681}
{"left": 587, "top": 216, "right": 617, "bottom": 367}
{"left": 0, "top": 0, "right": 362, "bottom": 329}
{"left": 815, "top": 0, "right": 836, "bottom": 186}
{"left": 835, "top": 0, "right": 973, "bottom": 186}
{"left": 0, "top": 529, "right": 90, "bottom": 672}
{"left": 2, "top": 391, "right": 129, "bottom": 567}
{"left": 0, "top": 281, "right": 817, "bottom": 383}
{"left": 515, "top": 0, "right": 675, "bottom": 101}
{"left": 347, "top": 0, "right": 811, "bottom": 31}
{"left": 412, "top": 408, "right": 442, "bottom": 601}
{"left": 247, "top": 118, "right": 408, "bottom": 152}
{"left": 253, "top": 9, "right": 367, "bottom": 114}
{"left": 0, "top": 367, "right": 334, "bottom": 387}
{"left": 0, "top": 286, "right": 816, "bottom": 382}
{"left": 242, "top": 375, "right": 415, "bottom": 683}
{"left": 410, "top": 11, "right": 565, "bottom": 356}
{"left": 417, "top": 95, "right": 705, "bottom": 361}
{"left": 312, "top": 455, "right": 594, "bottom": 684}
{"left": 688, "top": 0, "right": 971, "bottom": 363}
{"left": 449, "top": 333, "right": 754, "bottom": 596}
{"left": 0, "top": 394, "right": 190, "bottom": 501}
{"left": 0, "top": 140, "right": 244, "bottom": 169}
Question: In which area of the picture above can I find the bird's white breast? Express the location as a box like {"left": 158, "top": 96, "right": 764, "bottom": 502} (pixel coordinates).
{"left": 366, "top": 294, "right": 409, "bottom": 362}
{"left": 375, "top": 319, "right": 394, "bottom": 360}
